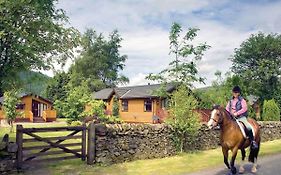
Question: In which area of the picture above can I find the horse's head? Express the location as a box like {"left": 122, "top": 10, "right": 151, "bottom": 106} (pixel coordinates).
{"left": 207, "top": 105, "right": 223, "bottom": 129}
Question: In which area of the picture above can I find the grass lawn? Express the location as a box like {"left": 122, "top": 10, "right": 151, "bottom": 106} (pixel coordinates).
{"left": 1, "top": 123, "right": 281, "bottom": 175}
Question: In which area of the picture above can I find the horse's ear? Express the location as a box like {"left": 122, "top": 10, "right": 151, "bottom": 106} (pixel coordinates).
{"left": 212, "top": 104, "right": 220, "bottom": 110}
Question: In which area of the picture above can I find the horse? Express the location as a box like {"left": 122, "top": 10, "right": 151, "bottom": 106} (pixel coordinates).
{"left": 207, "top": 105, "right": 261, "bottom": 174}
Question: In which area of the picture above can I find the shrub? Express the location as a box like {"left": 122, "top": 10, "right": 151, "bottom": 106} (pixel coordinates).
{"left": 2, "top": 89, "right": 22, "bottom": 132}
{"left": 54, "top": 84, "right": 91, "bottom": 124}
{"left": 112, "top": 96, "right": 119, "bottom": 117}
{"left": 166, "top": 85, "right": 201, "bottom": 152}
{"left": 70, "top": 121, "right": 82, "bottom": 126}
{"left": 262, "top": 99, "right": 280, "bottom": 121}
{"left": 81, "top": 99, "right": 123, "bottom": 124}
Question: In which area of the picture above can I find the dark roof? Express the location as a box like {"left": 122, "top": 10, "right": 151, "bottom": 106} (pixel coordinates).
{"left": 93, "top": 88, "right": 114, "bottom": 100}
{"left": 93, "top": 84, "right": 176, "bottom": 100}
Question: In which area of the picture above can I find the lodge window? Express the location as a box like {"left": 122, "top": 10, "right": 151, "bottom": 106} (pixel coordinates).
{"left": 144, "top": 100, "right": 152, "bottom": 112}
{"left": 16, "top": 103, "right": 25, "bottom": 110}
{"left": 122, "top": 100, "right": 128, "bottom": 112}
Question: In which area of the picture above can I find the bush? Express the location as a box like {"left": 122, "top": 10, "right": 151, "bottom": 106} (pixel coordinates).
{"left": 166, "top": 85, "right": 201, "bottom": 152}
{"left": 53, "top": 84, "right": 91, "bottom": 124}
{"left": 81, "top": 99, "right": 123, "bottom": 124}
{"left": 262, "top": 99, "right": 280, "bottom": 121}
{"left": 70, "top": 121, "right": 82, "bottom": 126}
{"left": 112, "top": 96, "right": 119, "bottom": 117}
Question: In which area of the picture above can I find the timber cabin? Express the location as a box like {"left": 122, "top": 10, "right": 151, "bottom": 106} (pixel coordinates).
{"left": 0, "top": 93, "right": 56, "bottom": 122}
{"left": 93, "top": 84, "right": 176, "bottom": 123}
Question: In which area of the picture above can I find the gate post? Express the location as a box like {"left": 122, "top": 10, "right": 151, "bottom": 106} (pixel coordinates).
{"left": 16, "top": 124, "right": 23, "bottom": 169}
{"left": 81, "top": 123, "right": 86, "bottom": 161}
{"left": 87, "top": 122, "right": 96, "bottom": 165}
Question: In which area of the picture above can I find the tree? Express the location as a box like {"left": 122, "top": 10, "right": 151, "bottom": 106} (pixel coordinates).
{"left": 146, "top": 23, "right": 210, "bottom": 87}
{"left": 2, "top": 89, "right": 21, "bottom": 132}
{"left": 231, "top": 33, "right": 281, "bottom": 108}
{"left": 112, "top": 96, "right": 119, "bottom": 117}
{"left": 0, "top": 0, "right": 80, "bottom": 94}
{"left": 45, "top": 72, "right": 70, "bottom": 102}
{"left": 166, "top": 85, "right": 200, "bottom": 152}
{"left": 54, "top": 83, "right": 91, "bottom": 123}
{"left": 69, "top": 29, "right": 128, "bottom": 92}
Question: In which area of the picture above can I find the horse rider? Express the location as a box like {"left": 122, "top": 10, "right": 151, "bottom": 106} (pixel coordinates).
{"left": 226, "top": 86, "right": 258, "bottom": 149}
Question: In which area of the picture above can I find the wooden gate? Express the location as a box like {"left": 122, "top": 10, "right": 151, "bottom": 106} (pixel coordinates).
{"left": 16, "top": 124, "right": 87, "bottom": 169}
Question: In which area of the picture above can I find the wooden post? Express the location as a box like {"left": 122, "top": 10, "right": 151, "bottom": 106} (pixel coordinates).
{"left": 16, "top": 125, "right": 23, "bottom": 169}
{"left": 81, "top": 123, "right": 86, "bottom": 161}
{"left": 87, "top": 122, "right": 96, "bottom": 165}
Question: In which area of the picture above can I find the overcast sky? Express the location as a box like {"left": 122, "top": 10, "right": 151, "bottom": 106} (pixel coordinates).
{"left": 50, "top": 0, "right": 281, "bottom": 87}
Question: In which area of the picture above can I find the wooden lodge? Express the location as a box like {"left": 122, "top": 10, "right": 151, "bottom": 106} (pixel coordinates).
{"left": 93, "top": 84, "right": 176, "bottom": 123}
{"left": 0, "top": 93, "right": 56, "bottom": 122}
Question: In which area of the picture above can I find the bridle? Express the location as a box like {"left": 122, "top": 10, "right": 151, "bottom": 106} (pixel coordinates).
{"left": 209, "top": 109, "right": 223, "bottom": 127}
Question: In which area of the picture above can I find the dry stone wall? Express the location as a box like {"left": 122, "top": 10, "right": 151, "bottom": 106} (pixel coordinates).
{"left": 93, "top": 121, "right": 281, "bottom": 165}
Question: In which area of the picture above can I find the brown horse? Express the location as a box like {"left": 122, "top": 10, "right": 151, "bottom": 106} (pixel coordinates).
{"left": 207, "top": 105, "right": 260, "bottom": 174}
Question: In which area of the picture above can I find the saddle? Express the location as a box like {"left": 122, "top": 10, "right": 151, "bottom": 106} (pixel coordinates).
{"left": 236, "top": 120, "right": 255, "bottom": 139}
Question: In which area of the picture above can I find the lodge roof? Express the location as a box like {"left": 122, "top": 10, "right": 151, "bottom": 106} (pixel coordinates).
{"left": 93, "top": 84, "right": 176, "bottom": 100}
{"left": 0, "top": 93, "right": 53, "bottom": 105}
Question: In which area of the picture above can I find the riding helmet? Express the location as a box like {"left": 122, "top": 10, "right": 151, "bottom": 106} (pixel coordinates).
{"left": 232, "top": 86, "right": 241, "bottom": 93}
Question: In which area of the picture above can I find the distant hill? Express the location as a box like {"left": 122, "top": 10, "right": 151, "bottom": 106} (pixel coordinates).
{"left": 18, "top": 71, "right": 51, "bottom": 97}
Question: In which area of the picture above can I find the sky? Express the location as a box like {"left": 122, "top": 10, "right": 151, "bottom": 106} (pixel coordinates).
{"left": 48, "top": 0, "right": 281, "bottom": 87}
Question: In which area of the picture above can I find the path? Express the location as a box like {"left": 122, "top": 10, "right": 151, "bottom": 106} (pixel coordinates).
{"left": 187, "top": 153, "right": 281, "bottom": 175}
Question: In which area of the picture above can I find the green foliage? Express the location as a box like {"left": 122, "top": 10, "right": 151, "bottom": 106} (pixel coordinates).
{"left": 0, "top": 0, "right": 80, "bottom": 94}
{"left": 166, "top": 85, "right": 200, "bottom": 152}
{"left": 54, "top": 83, "right": 91, "bottom": 124}
{"left": 231, "top": 32, "right": 281, "bottom": 108}
{"left": 196, "top": 72, "right": 245, "bottom": 109}
{"left": 69, "top": 29, "right": 128, "bottom": 92}
{"left": 247, "top": 102, "right": 257, "bottom": 120}
{"left": 80, "top": 100, "right": 106, "bottom": 118}
{"left": 98, "top": 115, "right": 123, "bottom": 124}
{"left": 2, "top": 89, "right": 22, "bottom": 132}
{"left": 112, "top": 96, "right": 119, "bottom": 117}
{"left": 18, "top": 71, "right": 51, "bottom": 96}
{"left": 70, "top": 121, "right": 82, "bottom": 126}
{"left": 262, "top": 99, "right": 280, "bottom": 121}
{"left": 45, "top": 72, "right": 70, "bottom": 102}
{"left": 146, "top": 23, "right": 210, "bottom": 87}
{"left": 81, "top": 99, "right": 123, "bottom": 124}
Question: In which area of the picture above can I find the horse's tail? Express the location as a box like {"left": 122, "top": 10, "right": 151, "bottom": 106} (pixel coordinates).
{"left": 248, "top": 141, "right": 260, "bottom": 163}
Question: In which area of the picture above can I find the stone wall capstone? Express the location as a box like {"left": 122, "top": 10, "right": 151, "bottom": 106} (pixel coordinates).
{"left": 93, "top": 121, "right": 281, "bottom": 165}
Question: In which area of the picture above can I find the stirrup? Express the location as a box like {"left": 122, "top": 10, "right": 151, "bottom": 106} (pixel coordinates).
{"left": 251, "top": 141, "right": 258, "bottom": 149}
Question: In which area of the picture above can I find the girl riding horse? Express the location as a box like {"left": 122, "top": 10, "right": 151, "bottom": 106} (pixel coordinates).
{"left": 207, "top": 86, "right": 260, "bottom": 174}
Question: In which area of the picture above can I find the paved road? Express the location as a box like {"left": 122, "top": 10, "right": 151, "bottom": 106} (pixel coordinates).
{"left": 186, "top": 153, "right": 281, "bottom": 175}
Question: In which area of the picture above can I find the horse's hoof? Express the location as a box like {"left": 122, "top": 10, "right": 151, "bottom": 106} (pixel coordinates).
{"left": 239, "top": 166, "right": 245, "bottom": 174}
{"left": 231, "top": 167, "right": 237, "bottom": 174}
{"left": 251, "top": 166, "right": 257, "bottom": 173}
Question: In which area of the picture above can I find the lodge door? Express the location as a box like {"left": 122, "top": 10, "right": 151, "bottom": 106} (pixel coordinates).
{"left": 32, "top": 100, "right": 40, "bottom": 118}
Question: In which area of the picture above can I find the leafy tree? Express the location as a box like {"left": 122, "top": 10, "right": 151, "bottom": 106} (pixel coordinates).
{"left": 166, "top": 85, "right": 200, "bottom": 152}
{"left": 231, "top": 33, "right": 281, "bottom": 108}
{"left": 54, "top": 83, "right": 91, "bottom": 123}
{"left": 2, "top": 89, "right": 21, "bottom": 132}
{"left": 69, "top": 29, "right": 128, "bottom": 92}
{"left": 196, "top": 72, "right": 244, "bottom": 109}
{"left": 45, "top": 72, "right": 70, "bottom": 102}
{"left": 146, "top": 23, "right": 210, "bottom": 87}
{"left": 0, "top": 0, "right": 80, "bottom": 94}
{"left": 262, "top": 99, "right": 280, "bottom": 121}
